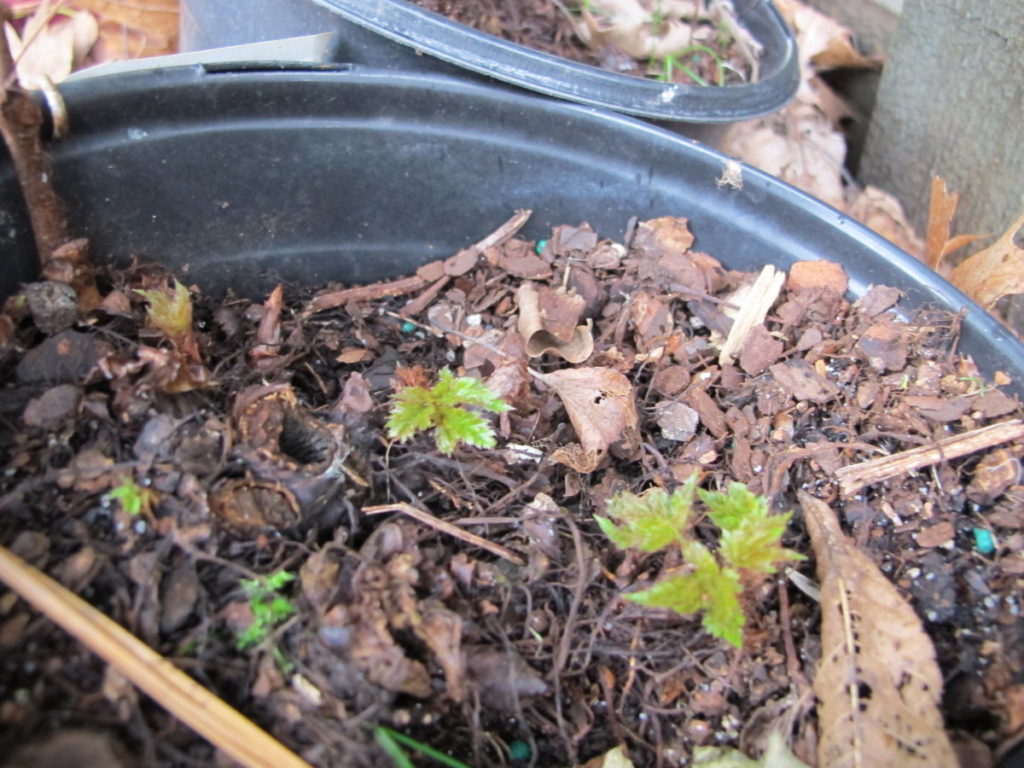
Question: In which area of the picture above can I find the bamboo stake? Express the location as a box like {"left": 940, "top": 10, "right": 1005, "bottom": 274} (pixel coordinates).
{"left": 0, "top": 546, "right": 312, "bottom": 768}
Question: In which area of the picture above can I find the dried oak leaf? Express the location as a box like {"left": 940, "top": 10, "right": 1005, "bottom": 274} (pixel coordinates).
{"left": 799, "top": 492, "right": 957, "bottom": 768}
{"left": 539, "top": 367, "right": 640, "bottom": 473}
{"left": 950, "top": 211, "right": 1024, "bottom": 310}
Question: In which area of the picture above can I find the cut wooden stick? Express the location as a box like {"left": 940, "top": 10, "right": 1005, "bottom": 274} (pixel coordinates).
{"left": 0, "top": 546, "right": 312, "bottom": 768}
{"left": 718, "top": 264, "right": 785, "bottom": 366}
{"left": 362, "top": 502, "right": 525, "bottom": 566}
{"left": 834, "top": 418, "right": 1024, "bottom": 496}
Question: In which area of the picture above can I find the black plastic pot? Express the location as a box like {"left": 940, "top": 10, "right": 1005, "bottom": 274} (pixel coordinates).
{"left": 1, "top": 65, "right": 1022, "bottom": 394}
{"left": 179, "top": 0, "right": 799, "bottom": 129}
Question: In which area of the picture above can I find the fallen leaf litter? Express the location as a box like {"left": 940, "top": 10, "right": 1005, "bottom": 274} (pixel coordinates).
{"left": 1, "top": 209, "right": 1023, "bottom": 767}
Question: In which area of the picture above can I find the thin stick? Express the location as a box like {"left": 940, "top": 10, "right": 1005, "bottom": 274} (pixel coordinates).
{"left": 0, "top": 3, "right": 70, "bottom": 264}
{"left": 834, "top": 418, "right": 1024, "bottom": 495}
{"left": 362, "top": 502, "right": 525, "bottom": 566}
{"left": 304, "top": 274, "right": 428, "bottom": 315}
{"left": 0, "top": 546, "right": 312, "bottom": 768}
{"left": 304, "top": 209, "right": 531, "bottom": 318}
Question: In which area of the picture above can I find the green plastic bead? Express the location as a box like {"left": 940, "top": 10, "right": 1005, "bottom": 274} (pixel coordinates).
{"left": 508, "top": 740, "right": 531, "bottom": 761}
{"left": 400, "top": 321, "right": 416, "bottom": 334}
{"left": 973, "top": 527, "right": 995, "bottom": 555}
{"left": 534, "top": 239, "right": 548, "bottom": 255}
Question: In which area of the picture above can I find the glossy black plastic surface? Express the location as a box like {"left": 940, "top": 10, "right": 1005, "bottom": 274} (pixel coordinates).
{"left": 0, "top": 65, "right": 1019, "bottom": 391}
{"left": 180, "top": 0, "right": 799, "bottom": 123}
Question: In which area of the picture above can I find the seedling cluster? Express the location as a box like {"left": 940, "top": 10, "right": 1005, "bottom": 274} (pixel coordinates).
{"left": 596, "top": 477, "right": 803, "bottom": 648}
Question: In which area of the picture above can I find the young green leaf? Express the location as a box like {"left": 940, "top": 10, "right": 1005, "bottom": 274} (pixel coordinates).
{"left": 136, "top": 280, "right": 194, "bottom": 348}
{"left": 386, "top": 368, "right": 511, "bottom": 455}
{"left": 628, "top": 540, "right": 745, "bottom": 648}
{"left": 596, "top": 478, "right": 696, "bottom": 552}
{"left": 703, "top": 483, "right": 805, "bottom": 573}
{"left": 106, "top": 476, "right": 157, "bottom": 516}
{"left": 719, "top": 509, "right": 805, "bottom": 574}
{"left": 236, "top": 570, "right": 296, "bottom": 650}
{"left": 700, "top": 482, "right": 769, "bottom": 532}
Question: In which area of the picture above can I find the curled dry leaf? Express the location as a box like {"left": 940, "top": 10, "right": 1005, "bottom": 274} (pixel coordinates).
{"left": 4, "top": 6, "right": 98, "bottom": 89}
{"left": 799, "top": 491, "right": 957, "bottom": 768}
{"left": 517, "top": 282, "right": 594, "bottom": 363}
{"left": 538, "top": 367, "right": 640, "bottom": 473}
{"left": 250, "top": 283, "right": 283, "bottom": 362}
{"left": 949, "top": 210, "right": 1024, "bottom": 310}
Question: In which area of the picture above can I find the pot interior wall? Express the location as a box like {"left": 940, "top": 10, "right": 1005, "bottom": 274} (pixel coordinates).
{"left": 0, "top": 66, "right": 1019, "bottom": 390}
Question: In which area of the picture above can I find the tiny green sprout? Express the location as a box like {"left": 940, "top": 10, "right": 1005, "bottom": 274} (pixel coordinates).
{"left": 375, "top": 727, "right": 472, "bottom": 768}
{"left": 386, "top": 368, "right": 512, "bottom": 455}
{"left": 106, "top": 476, "right": 157, "bottom": 516}
{"left": 135, "top": 280, "right": 194, "bottom": 348}
{"left": 236, "top": 570, "right": 296, "bottom": 651}
{"left": 597, "top": 477, "right": 804, "bottom": 648}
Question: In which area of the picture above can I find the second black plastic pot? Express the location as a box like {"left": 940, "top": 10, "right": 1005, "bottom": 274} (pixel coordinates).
{"left": 1, "top": 64, "right": 1020, "bottom": 393}
{"left": 179, "top": 0, "right": 800, "bottom": 132}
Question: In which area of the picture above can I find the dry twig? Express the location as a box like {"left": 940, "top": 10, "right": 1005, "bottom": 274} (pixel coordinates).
{"left": 362, "top": 502, "right": 525, "bottom": 566}
{"left": 834, "top": 419, "right": 1024, "bottom": 495}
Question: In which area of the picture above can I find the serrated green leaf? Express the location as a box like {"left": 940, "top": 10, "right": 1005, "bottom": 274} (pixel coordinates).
{"left": 628, "top": 541, "right": 745, "bottom": 648}
{"left": 433, "top": 368, "right": 511, "bottom": 413}
{"left": 436, "top": 406, "right": 496, "bottom": 452}
{"left": 386, "top": 369, "right": 508, "bottom": 453}
{"left": 700, "top": 482, "right": 770, "bottom": 531}
{"left": 599, "top": 482, "right": 695, "bottom": 552}
{"left": 702, "top": 566, "right": 744, "bottom": 648}
{"left": 719, "top": 509, "right": 805, "bottom": 574}
{"left": 386, "top": 386, "right": 436, "bottom": 440}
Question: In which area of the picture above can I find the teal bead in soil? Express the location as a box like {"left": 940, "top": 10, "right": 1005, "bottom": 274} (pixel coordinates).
{"left": 972, "top": 527, "right": 995, "bottom": 555}
{"left": 508, "top": 740, "right": 531, "bottom": 761}
{"left": 400, "top": 321, "right": 416, "bottom": 334}
{"left": 534, "top": 239, "right": 547, "bottom": 255}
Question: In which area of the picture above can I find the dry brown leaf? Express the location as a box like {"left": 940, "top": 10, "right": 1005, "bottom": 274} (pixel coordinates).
{"left": 799, "top": 491, "right": 957, "bottom": 768}
{"left": 538, "top": 367, "right": 639, "bottom": 473}
{"left": 5, "top": 5, "right": 98, "bottom": 88}
{"left": 925, "top": 176, "right": 959, "bottom": 271}
{"left": 72, "top": 0, "right": 177, "bottom": 43}
{"left": 517, "top": 283, "right": 594, "bottom": 363}
{"left": 75, "top": 0, "right": 178, "bottom": 60}
{"left": 949, "top": 211, "right": 1024, "bottom": 310}
{"left": 847, "top": 186, "right": 924, "bottom": 259}
{"left": 723, "top": 105, "right": 846, "bottom": 210}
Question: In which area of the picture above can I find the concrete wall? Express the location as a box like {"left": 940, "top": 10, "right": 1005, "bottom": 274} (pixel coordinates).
{"left": 859, "top": 0, "right": 1024, "bottom": 238}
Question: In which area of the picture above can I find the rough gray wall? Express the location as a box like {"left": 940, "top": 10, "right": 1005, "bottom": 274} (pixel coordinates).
{"left": 860, "top": 0, "right": 1024, "bottom": 237}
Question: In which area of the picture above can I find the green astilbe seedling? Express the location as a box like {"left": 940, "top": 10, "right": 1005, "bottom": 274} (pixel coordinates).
{"left": 236, "top": 570, "right": 296, "bottom": 651}
{"left": 386, "top": 368, "right": 512, "bottom": 455}
{"left": 596, "top": 476, "right": 804, "bottom": 648}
